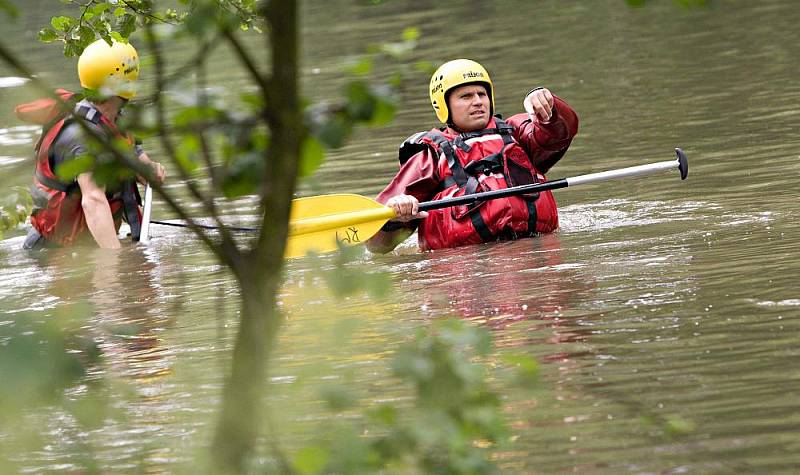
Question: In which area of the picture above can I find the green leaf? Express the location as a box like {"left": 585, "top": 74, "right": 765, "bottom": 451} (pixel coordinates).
{"left": 369, "top": 97, "right": 395, "bottom": 126}
{"left": 362, "top": 270, "right": 392, "bottom": 299}
{"left": 413, "top": 60, "right": 437, "bottom": 74}
{"left": 64, "top": 40, "right": 82, "bottom": 58}
{"left": 78, "top": 25, "right": 96, "bottom": 50}
{"left": 90, "top": 3, "right": 111, "bottom": 16}
{"left": 501, "top": 353, "right": 540, "bottom": 388}
{"left": 175, "top": 134, "right": 201, "bottom": 174}
{"left": 0, "top": 0, "right": 19, "bottom": 18}
{"left": 316, "top": 116, "right": 352, "bottom": 149}
{"left": 401, "top": 26, "right": 419, "bottom": 42}
{"left": 184, "top": 1, "right": 218, "bottom": 36}
{"left": 345, "top": 81, "right": 375, "bottom": 121}
{"left": 118, "top": 13, "right": 137, "bottom": 39}
{"left": 664, "top": 416, "right": 696, "bottom": 436}
{"left": 172, "top": 105, "right": 222, "bottom": 128}
{"left": 319, "top": 385, "right": 356, "bottom": 411}
{"left": 98, "top": 30, "right": 113, "bottom": 47}
{"left": 292, "top": 445, "right": 330, "bottom": 475}
{"left": 66, "top": 391, "right": 111, "bottom": 430}
{"left": 222, "top": 151, "right": 263, "bottom": 198}
{"left": 38, "top": 28, "right": 59, "bottom": 43}
{"left": 55, "top": 154, "right": 94, "bottom": 181}
{"left": 0, "top": 209, "right": 13, "bottom": 232}
{"left": 50, "top": 16, "right": 74, "bottom": 32}
{"left": 113, "top": 7, "right": 126, "bottom": 17}
{"left": 369, "top": 404, "right": 398, "bottom": 426}
{"left": 344, "top": 56, "right": 373, "bottom": 76}
{"left": 299, "top": 136, "right": 325, "bottom": 177}
{"left": 0, "top": 310, "right": 93, "bottom": 413}
{"left": 240, "top": 91, "right": 265, "bottom": 111}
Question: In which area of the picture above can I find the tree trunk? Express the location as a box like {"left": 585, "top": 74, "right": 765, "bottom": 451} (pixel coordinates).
{"left": 210, "top": 0, "right": 302, "bottom": 473}
{"left": 211, "top": 265, "right": 285, "bottom": 473}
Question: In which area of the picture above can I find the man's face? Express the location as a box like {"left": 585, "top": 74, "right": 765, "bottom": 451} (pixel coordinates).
{"left": 447, "top": 83, "right": 490, "bottom": 132}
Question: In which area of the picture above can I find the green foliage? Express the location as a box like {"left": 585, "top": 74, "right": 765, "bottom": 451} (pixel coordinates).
{"left": 501, "top": 353, "right": 540, "bottom": 389}
{"left": 308, "top": 79, "right": 397, "bottom": 153}
{"left": 181, "top": 0, "right": 254, "bottom": 38}
{"left": 54, "top": 153, "right": 95, "bottom": 182}
{"left": 640, "top": 413, "right": 697, "bottom": 439}
{"left": 36, "top": 1, "right": 262, "bottom": 56}
{"left": 300, "top": 136, "right": 325, "bottom": 178}
{"left": 289, "top": 319, "right": 526, "bottom": 474}
{"left": 292, "top": 445, "right": 331, "bottom": 475}
{"left": 0, "top": 0, "right": 18, "bottom": 18}
{"left": 54, "top": 133, "right": 140, "bottom": 189}
{"left": 0, "top": 297, "right": 143, "bottom": 473}
{"left": 39, "top": 9, "right": 137, "bottom": 57}
{"left": 0, "top": 305, "right": 101, "bottom": 423}
{"left": 303, "top": 243, "right": 393, "bottom": 299}
{"left": 0, "top": 187, "right": 32, "bottom": 236}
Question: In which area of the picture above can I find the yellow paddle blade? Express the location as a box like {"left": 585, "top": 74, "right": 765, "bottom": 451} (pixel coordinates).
{"left": 285, "top": 193, "right": 396, "bottom": 258}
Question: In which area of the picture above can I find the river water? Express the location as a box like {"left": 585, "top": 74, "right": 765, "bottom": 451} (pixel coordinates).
{"left": 1, "top": 0, "right": 799, "bottom": 473}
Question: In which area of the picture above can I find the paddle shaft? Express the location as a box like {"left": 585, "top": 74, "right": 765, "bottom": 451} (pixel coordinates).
{"left": 419, "top": 150, "right": 687, "bottom": 212}
{"left": 140, "top": 183, "right": 256, "bottom": 234}
{"left": 147, "top": 149, "right": 688, "bottom": 235}
{"left": 150, "top": 220, "right": 257, "bottom": 232}
{"left": 139, "top": 184, "right": 153, "bottom": 243}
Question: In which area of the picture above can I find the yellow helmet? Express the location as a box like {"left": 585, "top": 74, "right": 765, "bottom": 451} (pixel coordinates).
{"left": 78, "top": 39, "right": 140, "bottom": 100}
{"left": 429, "top": 59, "right": 494, "bottom": 124}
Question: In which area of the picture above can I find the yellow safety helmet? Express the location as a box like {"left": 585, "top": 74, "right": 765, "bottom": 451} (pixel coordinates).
{"left": 429, "top": 59, "right": 494, "bottom": 124}
{"left": 78, "top": 39, "right": 140, "bottom": 100}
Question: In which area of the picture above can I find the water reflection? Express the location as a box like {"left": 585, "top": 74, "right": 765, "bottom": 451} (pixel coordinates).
{"left": 10, "top": 245, "right": 179, "bottom": 472}
{"left": 386, "top": 234, "right": 596, "bottom": 365}
{"left": 17, "top": 244, "right": 176, "bottom": 388}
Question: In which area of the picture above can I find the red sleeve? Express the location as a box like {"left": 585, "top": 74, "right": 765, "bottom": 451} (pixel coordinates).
{"left": 506, "top": 94, "right": 579, "bottom": 174}
{"left": 375, "top": 147, "right": 441, "bottom": 205}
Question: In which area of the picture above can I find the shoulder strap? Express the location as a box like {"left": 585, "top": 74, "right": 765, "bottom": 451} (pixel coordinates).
{"left": 34, "top": 119, "right": 78, "bottom": 194}
{"left": 494, "top": 117, "right": 515, "bottom": 147}
{"left": 34, "top": 103, "right": 107, "bottom": 193}
{"left": 398, "top": 131, "right": 430, "bottom": 166}
{"left": 74, "top": 103, "right": 103, "bottom": 125}
{"left": 34, "top": 102, "right": 104, "bottom": 154}
{"left": 425, "top": 130, "right": 470, "bottom": 189}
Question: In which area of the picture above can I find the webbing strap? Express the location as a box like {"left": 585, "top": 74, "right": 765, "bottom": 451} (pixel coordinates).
{"left": 463, "top": 151, "right": 504, "bottom": 176}
{"left": 121, "top": 180, "right": 141, "bottom": 241}
{"left": 441, "top": 140, "right": 471, "bottom": 189}
{"left": 525, "top": 199, "right": 538, "bottom": 235}
{"left": 75, "top": 105, "right": 102, "bottom": 125}
{"left": 470, "top": 208, "right": 493, "bottom": 242}
{"left": 34, "top": 170, "right": 77, "bottom": 194}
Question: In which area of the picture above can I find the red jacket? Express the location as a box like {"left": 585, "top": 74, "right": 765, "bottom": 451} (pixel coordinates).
{"left": 377, "top": 95, "right": 579, "bottom": 250}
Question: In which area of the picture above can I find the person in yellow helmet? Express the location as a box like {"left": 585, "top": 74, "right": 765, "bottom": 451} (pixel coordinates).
{"left": 366, "top": 59, "right": 579, "bottom": 253}
{"left": 18, "top": 39, "right": 165, "bottom": 250}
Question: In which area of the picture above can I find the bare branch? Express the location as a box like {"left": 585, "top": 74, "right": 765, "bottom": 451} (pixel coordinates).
{"left": 142, "top": 21, "right": 241, "bottom": 252}
{"left": 221, "top": 27, "right": 271, "bottom": 100}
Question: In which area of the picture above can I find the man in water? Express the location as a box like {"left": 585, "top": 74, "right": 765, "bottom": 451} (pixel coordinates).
{"left": 19, "top": 39, "right": 164, "bottom": 250}
{"left": 366, "top": 59, "right": 578, "bottom": 253}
